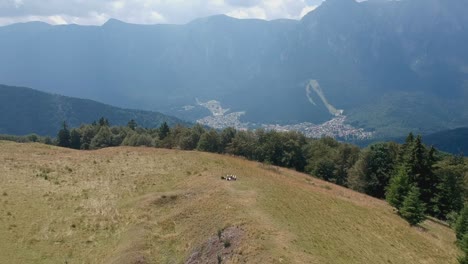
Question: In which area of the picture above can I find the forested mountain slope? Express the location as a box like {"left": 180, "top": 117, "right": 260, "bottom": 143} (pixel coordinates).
{"left": 0, "top": 84, "right": 189, "bottom": 136}
{"left": 1, "top": 0, "right": 468, "bottom": 137}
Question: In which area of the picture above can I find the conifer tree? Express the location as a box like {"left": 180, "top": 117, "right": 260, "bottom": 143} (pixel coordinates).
{"left": 399, "top": 132, "right": 414, "bottom": 164}
{"left": 127, "top": 119, "right": 137, "bottom": 130}
{"left": 460, "top": 234, "right": 468, "bottom": 264}
{"left": 411, "top": 136, "right": 437, "bottom": 211}
{"left": 158, "top": 122, "right": 170, "bottom": 140}
{"left": 70, "top": 129, "right": 81, "bottom": 149}
{"left": 398, "top": 134, "right": 438, "bottom": 215}
{"left": 456, "top": 205, "right": 468, "bottom": 242}
{"left": 400, "top": 186, "right": 426, "bottom": 225}
{"left": 98, "top": 117, "right": 109, "bottom": 127}
{"left": 386, "top": 166, "right": 410, "bottom": 209}
{"left": 57, "top": 121, "right": 71, "bottom": 148}
{"left": 432, "top": 164, "right": 465, "bottom": 219}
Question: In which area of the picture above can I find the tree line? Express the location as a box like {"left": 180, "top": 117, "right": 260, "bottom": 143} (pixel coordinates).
{"left": 56, "top": 120, "right": 466, "bottom": 214}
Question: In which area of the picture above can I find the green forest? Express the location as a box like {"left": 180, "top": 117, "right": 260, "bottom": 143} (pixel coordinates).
{"left": 2, "top": 118, "right": 468, "bottom": 262}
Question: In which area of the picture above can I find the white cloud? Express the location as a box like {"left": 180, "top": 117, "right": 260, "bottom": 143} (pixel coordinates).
{"left": 14, "top": 0, "right": 24, "bottom": 8}
{"left": 48, "top": 15, "right": 67, "bottom": 24}
{"left": 300, "top": 4, "right": 318, "bottom": 18}
{"left": 227, "top": 6, "right": 267, "bottom": 20}
{"left": 0, "top": 0, "right": 328, "bottom": 26}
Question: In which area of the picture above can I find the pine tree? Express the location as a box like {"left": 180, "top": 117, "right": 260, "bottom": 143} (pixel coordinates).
{"left": 386, "top": 166, "right": 410, "bottom": 209}
{"left": 158, "top": 122, "right": 170, "bottom": 140}
{"left": 98, "top": 117, "right": 109, "bottom": 127}
{"left": 400, "top": 186, "right": 426, "bottom": 226}
{"left": 127, "top": 119, "right": 137, "bottom": 130}
{"left": 432, "top": 165, "right": 465, "bottom": 219}
{"left": 70, "top": 129, "right": 81, "bottom": 150}
{"left": 411, "top": 136, "right": 437, "bottom": 212}
{"left": 57, "top": 121, "right": 71, "bottom": 148}
{"left": 398, "top": 134, "right": 438, "bottom": 215}
{"left": 460, "top": 234, "right": 468, "bottom": 264}
{"left": 456, "top": 205, "right": 468, "bottom": 242}
{"left": 399, "top": 132, "right": 415, "bottom": 164}
{"left": 405, "top": 132, "right": 415, "bottom": 144}
{"left": 457, "top": 202, "right": 468, "bottom": 264}
{"left": 459, "top": 253, "right": 468, "bottom": 264}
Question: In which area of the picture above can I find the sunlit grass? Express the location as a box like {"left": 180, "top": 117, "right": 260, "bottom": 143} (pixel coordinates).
{"left": 0, "top": 141, "right": 460, "bottom": 263}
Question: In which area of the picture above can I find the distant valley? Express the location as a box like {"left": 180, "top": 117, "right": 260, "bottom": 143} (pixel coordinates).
{"left": 192, "top": 79, "right": 373, "bottom": 140}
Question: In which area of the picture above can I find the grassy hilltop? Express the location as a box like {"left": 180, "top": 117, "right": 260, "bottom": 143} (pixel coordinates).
{"left": 0, "top": 141, "right": 460, "bottom": 263}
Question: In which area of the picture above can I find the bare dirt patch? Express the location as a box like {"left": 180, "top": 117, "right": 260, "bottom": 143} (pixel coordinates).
{"left": 185, "top": 226, "right": 244, "bottom": 264}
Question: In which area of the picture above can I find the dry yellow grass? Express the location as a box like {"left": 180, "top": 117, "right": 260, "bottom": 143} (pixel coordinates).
{"left": 0, "top": 140, "right": 461, "bottom": 263}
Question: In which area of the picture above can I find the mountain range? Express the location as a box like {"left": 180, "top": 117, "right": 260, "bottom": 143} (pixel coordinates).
{"left": 0, "top": 0, "right": 467, "bottom": 137}
{"left": 0, "top": 84, "right": 189, "bottom": 136}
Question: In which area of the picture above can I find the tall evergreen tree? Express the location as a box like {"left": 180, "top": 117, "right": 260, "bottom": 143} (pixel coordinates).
{"left": 456, "top": 205, "right": 468, "bottom": 242}
{"left": 400, "top": 186, "right": 426, "bottom": 226}
{"left": 70, "top": 129, "right": 81, "bottom": 150}
{"left": 458, "top": 239, "right": 468, "bottom": 264}
{"left": 386, "top": 166, "right": 411, "bottom": 209}
{"left": 398, "top": 134, "right": 438, "bottom": 215}
{"left": 127, "top": 119, "right": 137, "bottom": 130}
{"left": 158, "top": 122, "right": 170, "bottom": 140}
{"left": 57, "top": 121, "right": 71, "bottom": 148}
{"left": 458, "top": 234, "right": 468, "bottom": 264}
{"left": 411, "top": 136, "right": 437, "bottom": 211}
{"left": 432, "top": 164, "right": 465, "bottom": 219}
{"left": 98, "top": 117, "right": 109, "bottom": 127}
{"left": 399, "top": 132, "right": 415, "bottom": 164}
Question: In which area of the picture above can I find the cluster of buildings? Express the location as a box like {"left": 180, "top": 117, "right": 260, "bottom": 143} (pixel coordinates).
{"left": 197, "top": 112, "right": 248, "bottom": 130}
{"left": 194, "top": 99, "right": 373, "bottom": 140}
{"left": 262, "top": 115, "right": 374, "bottom": 140}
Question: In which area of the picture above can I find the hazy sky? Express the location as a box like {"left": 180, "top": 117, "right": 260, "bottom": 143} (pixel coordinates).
{"left": 0, "top": 0, "right": 328, "bottom": 26}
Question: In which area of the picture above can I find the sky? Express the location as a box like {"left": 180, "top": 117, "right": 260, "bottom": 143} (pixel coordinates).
{"left": 0, "top": 0, "right": 327, "bottom": 26}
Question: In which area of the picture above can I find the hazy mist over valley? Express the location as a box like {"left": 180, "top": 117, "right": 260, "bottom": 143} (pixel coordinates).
{"left": 1, "top": 1, "right": 468, "bottom": 263}
{"left": 1, "top": 0, "right": 468, "bottom": 139}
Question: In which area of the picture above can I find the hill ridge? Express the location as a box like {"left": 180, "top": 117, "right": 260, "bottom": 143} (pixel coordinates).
{"left": 0, "top": 84, "right": 189, "bottom": 136}
{"left": 0, "top": 141, "right": 459, "bottom": 263}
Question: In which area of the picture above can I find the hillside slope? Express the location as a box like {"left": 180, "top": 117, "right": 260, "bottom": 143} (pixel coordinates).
{"left": 423, "top": 127, "right": 468, "bottom": 155}
{"left": 0, "top": 84, "right": 190, "bottom": 136}
{"left": 0, "top": 141, "right": 459, "bottom": 263}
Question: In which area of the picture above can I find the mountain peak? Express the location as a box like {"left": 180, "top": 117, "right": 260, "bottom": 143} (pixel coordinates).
{"left": 102, "top": 18, "right": 127, "bottom": 27}
{"left": 301, "top": 0, "right": 359, "bottom": 23}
